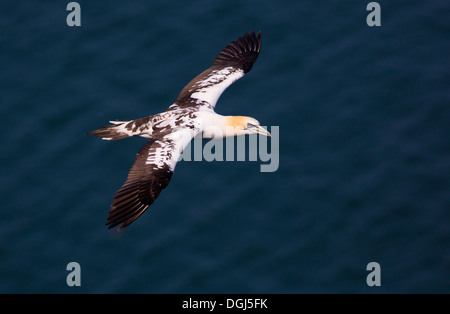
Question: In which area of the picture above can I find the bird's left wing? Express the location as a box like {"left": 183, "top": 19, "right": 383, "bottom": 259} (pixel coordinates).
{"left": 174, "top": 31, "right": 262, "bottom": 110}
{"left": 106, "top": 128, "right": 196, "bottom": 230}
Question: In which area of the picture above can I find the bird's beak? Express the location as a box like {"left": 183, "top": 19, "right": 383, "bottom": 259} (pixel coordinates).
{"left": 254, "top": 125, "right": 271, "bottom": 137}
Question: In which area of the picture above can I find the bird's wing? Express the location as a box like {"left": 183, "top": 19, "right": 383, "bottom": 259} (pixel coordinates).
{"left": 173, "top": 31, "right": 262, "bottom": 110}
{"left": 106, "top": 128, "right": 197, "bottom": 230}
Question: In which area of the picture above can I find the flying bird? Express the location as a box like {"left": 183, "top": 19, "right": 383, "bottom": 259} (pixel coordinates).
{"left": 88, "top": 31, "right": 270, "bottom": 230}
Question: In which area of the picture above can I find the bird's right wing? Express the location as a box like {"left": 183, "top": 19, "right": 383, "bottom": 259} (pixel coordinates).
{"left": 106, "top": 128, "right": 196, "bottom": 230}
{"left": 173, "top": 31, "right": 262, "bottom": 110}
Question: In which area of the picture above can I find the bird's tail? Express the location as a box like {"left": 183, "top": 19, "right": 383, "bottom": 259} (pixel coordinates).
{"left": 87, "top": 120, "right": 134, "bottom": 141}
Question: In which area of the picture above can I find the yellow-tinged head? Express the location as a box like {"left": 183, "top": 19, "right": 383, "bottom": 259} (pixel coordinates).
{"left": 224, "top": 116, "right": 271, "bottom": 137}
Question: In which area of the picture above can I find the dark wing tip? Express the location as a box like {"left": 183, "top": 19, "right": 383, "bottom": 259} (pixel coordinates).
{"left": 212, "top": 31, "right": 262, "bottom": 73}
{"left": 105, "top": 140, "right": 174, "bottom": 231}
{"left": 105, "top": 181, "right": 151, "bottom": 231}
{"left": 105, "top": 170, "right": 172, "bottom": 230}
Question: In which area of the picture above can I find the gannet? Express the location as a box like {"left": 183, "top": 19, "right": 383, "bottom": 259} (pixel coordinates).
{"left": 88, "top": 31, "right": 270, "bottom": 230}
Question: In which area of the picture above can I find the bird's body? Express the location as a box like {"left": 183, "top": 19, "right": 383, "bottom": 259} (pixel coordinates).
{"left": 88, "top": 31, "right": 270, "bottom": 230}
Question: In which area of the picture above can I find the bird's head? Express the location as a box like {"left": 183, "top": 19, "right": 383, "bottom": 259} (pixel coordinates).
{"left": 224, "top": 116, "right": 271, "bottom": 137}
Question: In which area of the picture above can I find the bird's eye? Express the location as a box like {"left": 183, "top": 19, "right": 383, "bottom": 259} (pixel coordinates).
{"left": 246, "top": 123, "right": 256, "bottom": 129}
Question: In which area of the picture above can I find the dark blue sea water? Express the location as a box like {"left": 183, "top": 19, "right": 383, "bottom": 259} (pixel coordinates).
{"left": 1, "top": 1, "right": 449, "bottom": 293}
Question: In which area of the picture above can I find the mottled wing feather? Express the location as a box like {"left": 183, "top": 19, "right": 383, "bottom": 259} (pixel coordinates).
{"left": 174, "top": 31, "right": 262, "bottom": 109}
{"left": 106, "top": 129, "right": 196, "bottom": 230}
